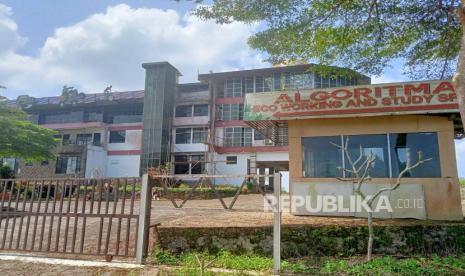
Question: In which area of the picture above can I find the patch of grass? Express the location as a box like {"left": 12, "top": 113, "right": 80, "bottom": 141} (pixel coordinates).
{"left": 149, "top": 249, "right": 465, "bottom": 275}
{"left": 460, "top": 179, "right": 465, "bottom": 187}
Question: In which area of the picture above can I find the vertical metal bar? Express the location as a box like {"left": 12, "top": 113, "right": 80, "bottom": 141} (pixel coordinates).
{"left": 136, "top": 174, "right": 152, "bottom": 263}
{"left": 71, "top": 178, "right": 81, "bottom": 253}
{"left": 115, "top": 178, "right": 127, "bottom": 256}
{"left": 54, "top": 179, "right": 66, "bottom": 251}
{"left": 273, "top": 172, "right": 281, "bottom": 274}
{"left": 38, "top": 181, "right": 52, "bottom": 251}
{"left": 15, "top": 180, "right": 30, "bottom": 249}
{"left": 125, "top": 178, "right": 136, "bottom": 256}
{"left": 105, "top": 179, "right": 119, "bottom": 254}
{"left": 23, "top": 180, "right": 37, "bottom": 250}
{"left": 8, "top": 180, "right": 21, "bottom": 249}
{"left": 30, "top": 180, "right": 44, "bottom": 251}
{"left": 96, "top": 178, "right": 105, "bottom": 254}
{"left": 79, "top": 179, "right": 89, "bottom": 254}
{"left": 1, "top": 179, "right": 15, "bottom": 249}
{"left": 63, "top": 179, "right": 73, "bottom": 252}
{"left": 46, "top": 180, "right": 59, "bottom": 251}
{"left": 0, "top": 179, "right": 8, "bottom": 223}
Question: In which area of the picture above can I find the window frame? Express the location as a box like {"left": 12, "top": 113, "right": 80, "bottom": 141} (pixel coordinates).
{"left": 109, "top": 130, "right": 126, "bottom": 144}
{"left": 301, "top": 132, "right": 442, "bottom": 178}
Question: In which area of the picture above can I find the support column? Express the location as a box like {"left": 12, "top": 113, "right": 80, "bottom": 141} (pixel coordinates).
{"left": 136, "top": 174, "right": 152, "bottom": 263}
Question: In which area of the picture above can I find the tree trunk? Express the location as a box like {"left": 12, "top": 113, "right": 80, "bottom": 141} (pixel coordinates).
{"left": 454, "top": 3, "right": 465, "bottom": 128}
{"left": 367, "top": 211, "right": 374, "bottom": 261}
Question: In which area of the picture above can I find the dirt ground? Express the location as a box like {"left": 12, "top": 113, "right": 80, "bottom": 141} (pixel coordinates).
{"left": 0, "top": 190, "right": 464, "bottom": 272}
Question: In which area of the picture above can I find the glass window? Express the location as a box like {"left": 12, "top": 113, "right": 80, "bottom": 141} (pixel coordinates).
{"left": 109, "top": 130, "right": 126, "bottom": 143}
{"left": 193, "top": 104, "right": 208, "bottom": 116}
{"left": 302, "top": 136, "right": 342, "bottom": 177}
{"left": 314, "top": 74, "right": 322, "bottom": 88}
{"left": 283, "top": 73, "right": 292, "bottom": 90}
{"left": 245, "top": 77, "right": 254, "bottom": 93}
{"left": 76, "top": 133, "right": 93, "bottom": 145}
{"left": 217, "top": 104, "right": 243, "bottom": 121}
{"left": 192, "top": 128, "right": 208, "bottom": 143}
{"left": 93, "top": 133, "right": 101, "bottom": 145}
{"left": 175, "top": 128, "right": 191, "bottom": 144}
{"left": 174, "top": 155, "right": 189, "bottom": 174}
{"left": 191, "top": 155, "right": 204, "bottom": 174}
{"left": 255, "top": 76, "right": 264, "bottom": 92}
{"left": 226, "top": 156, "right": 237, "bottom": 165}
{"left": 344, "top": 134, "right": 390, "bottom": 178}
{"left": 224, "top": 127, "right": 251, "bottom": 147}
{"left": 273, "top": 73, "right": 282, "bottom": 91}
{"left": 321, "top": 76, "right": 329, "bottom": 88}
{"left": 389, "top": 132, "right": 441, "bottom": 177}
{"left": 175, "top": 105, "right": 192, "bottom": 117}
{"left": 254, "top": 130, "right": 265, "bottom": 140}
{"left": 62, "top": 134, "right": 71, "bottom": 145}
{"left": 55, "top": 156, "right": 80, "bottom": 174}
{"left": 329, "top": 76, "right": 337, "bottom": 87}
{"left": 264, "top": 76, "right": 273, "bottom": 92}
{"left": 224, "top": 78, "right": 242, "bottom": 97}
{"left": 243, "top": 128, "right": 253, "bottom": 146}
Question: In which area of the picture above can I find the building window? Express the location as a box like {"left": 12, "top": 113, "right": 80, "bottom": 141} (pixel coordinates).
{"left": 216, "top": 104, "right": 243, "bottom": 121}
{"left": 55, "top": 156, "right": 80, "bottom": 174}
{"left": 192, "top": 128, "right": 208, "bottom": 143}
{"left": 226, "top": 156, "right": 237, "bottom": 165}
{"left": 193, "top": 104, "right": 208, "bottom": 116}
{"left": 175, "top": 105, "right": 193, "bottom": 117}
{"left": 302, "top": 132, "right": 441, "bottom": 178}
{"left": 223, "top": 78, "right": 243, "bottom": 97}
{"left": 254, "top": 130, "right": 265, "bottom": 140}
{"left": 302, "top": 136, "right": 342, "bottom": 178}
{"left": 93, "top": 133, "right": 101, "bottom": 146}
{"left": 175, "top": 128, "right": 192, "bottom": 144}
{"left": 224, "top": 127, "right": 253, "bottom": 147}
{"left": 174, "top": 155, "right": 189, "bottom": 174}
{"left": 344, "top": 134, "right": 389, "bottom": 178}
{"left": 389, "top": 132, "right": 441, "bottom": 177}
{"left": 109, "top": 130, "right": 126, "bottom": 143}
{"left": 62, "top": 134, "right": 71, "bottom": 145}
{"left": 245, "top": 77, "right": 254, "bottom": 93}
{"left": 190, "top": 155, "right": 204, "bottom": 174}
{"left": 174, "top": 154, "right": 204, "bottom": 174}
{"left": 76, "top": 133, "right": 93, "bottom": 145}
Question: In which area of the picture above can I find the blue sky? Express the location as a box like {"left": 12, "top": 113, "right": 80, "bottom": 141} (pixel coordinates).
{"left": 1, "top": 1, "right": 464, "bottom": 176}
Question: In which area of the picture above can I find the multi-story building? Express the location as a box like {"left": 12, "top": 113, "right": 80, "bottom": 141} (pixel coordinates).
{"left": 8, "top": 62, "right": 370, "bottom": 184}
{"left": 198, "top": 64, "right": 370, "bottom": 186}
{"left": 10, "top": 90, "right": 144, "bottom": 178}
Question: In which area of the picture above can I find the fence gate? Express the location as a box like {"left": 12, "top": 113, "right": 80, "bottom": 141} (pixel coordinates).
{"left": 0, "top": 177, "right": 142, "bottom": 259}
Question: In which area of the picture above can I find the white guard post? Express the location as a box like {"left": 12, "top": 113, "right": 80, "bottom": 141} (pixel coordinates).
{"left": 136, "top": 174, "right": 152, "bottom": 264}
{"left": 273, "top": 172, "right": 281, "bottom": 274}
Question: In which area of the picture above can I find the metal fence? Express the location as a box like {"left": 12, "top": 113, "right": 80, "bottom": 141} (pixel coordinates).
{"left": 0, "top": 177, "right": 142, "bottom": 259}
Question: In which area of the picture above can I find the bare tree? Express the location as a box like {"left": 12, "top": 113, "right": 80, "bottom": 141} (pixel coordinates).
{"left": 332, "top": 138, "right": 431, "bottom": 261}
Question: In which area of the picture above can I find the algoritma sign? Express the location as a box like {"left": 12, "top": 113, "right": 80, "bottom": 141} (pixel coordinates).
{"left": 244, "top": 80, "right": 458, "bottom": 121}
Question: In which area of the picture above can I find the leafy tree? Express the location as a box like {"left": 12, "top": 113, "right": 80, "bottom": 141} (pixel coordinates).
{"left": 193, "top": 0, "right": 465, "bottom": 126}
{"left": 0, "top": 102, "right": 57, "bottom": 161}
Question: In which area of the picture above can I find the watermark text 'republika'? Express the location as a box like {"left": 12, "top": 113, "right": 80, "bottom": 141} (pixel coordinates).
{"left": 264, "top": 195, "right": 424, "bottom": 213}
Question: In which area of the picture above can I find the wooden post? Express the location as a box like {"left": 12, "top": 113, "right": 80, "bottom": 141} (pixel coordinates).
{"left": 273, "top": 172, "right": 281, "bottom": 275}
{"left": 136, "top": 174, "right": 152, "bottom": 264}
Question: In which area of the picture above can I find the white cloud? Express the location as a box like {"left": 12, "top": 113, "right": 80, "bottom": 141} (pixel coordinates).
{"left": 0, "top": 4, "right": 267, "bottom": 97}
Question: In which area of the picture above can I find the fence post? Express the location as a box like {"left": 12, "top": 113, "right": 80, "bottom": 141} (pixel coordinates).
{"left": 136, "top": 174, "right": 152, "bottom": 264}
{"left": 273, "top": 172, "right": 281, "bottom": 275}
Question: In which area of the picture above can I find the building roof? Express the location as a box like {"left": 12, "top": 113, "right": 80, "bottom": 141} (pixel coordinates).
{"left": 198, "top": 64, "right": 371, "bottom": 83}
{"left": 6, "top": 90, "right": 144, "bottom": 110}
